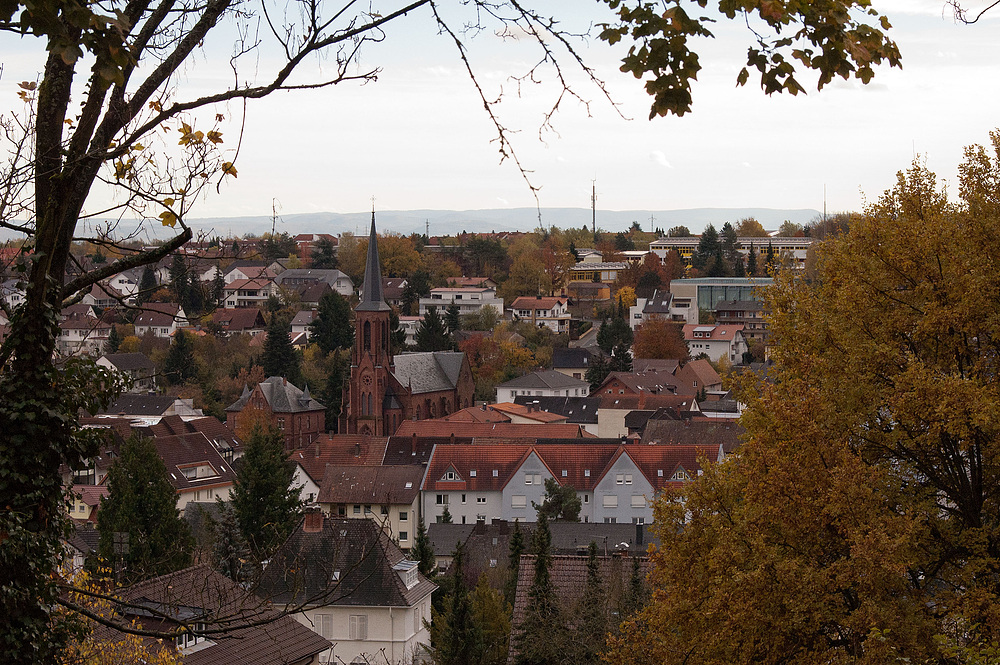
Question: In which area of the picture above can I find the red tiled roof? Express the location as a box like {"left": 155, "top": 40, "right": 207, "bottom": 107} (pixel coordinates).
{"left": 290, "top": 435, "right": 389, "bottom": 482}
{"left": 430, "top": 405, "right": 512, "bottom": 424}
{"left": 395, "top": 421, "right": 590, "bottom": 439}
{"left": 423, "top": 444, "right": 534, "bottom": 492}
{"left": 510, "top": 296, "right": 568, "bottom": 310}
{"left": 682, "top": 323, "right": 745, "bottom": 340}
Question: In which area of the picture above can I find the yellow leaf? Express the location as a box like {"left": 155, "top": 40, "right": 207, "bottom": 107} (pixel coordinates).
{"left": 221, "top": 162, "right": 238, "bottom": 177}
{"left": 131, "top": 143, "right": 144, "bottom": 152}
{"left": 149, "top": 100, "right": 162, "bottom": 112}
{"left": 159, "top": 211, "right": 177, "bottom": 227}
{"left": 206, "top": 130, "right": 223, "bottom": 144}
{"left": 163, "top": 197, "right": 175, "bottom": 207}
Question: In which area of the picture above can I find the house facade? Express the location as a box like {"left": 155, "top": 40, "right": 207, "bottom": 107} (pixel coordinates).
{"left": 509, "top": 296, "right": 570, "bottom": 333}
{"left": 495, "top": 369, "right": 590, "bottom": 403}
{"left": 418, "top": 287, "right": 503, "bottom": 318}
{"left": 226, "top": 377, "right": 326, "bottom": 449}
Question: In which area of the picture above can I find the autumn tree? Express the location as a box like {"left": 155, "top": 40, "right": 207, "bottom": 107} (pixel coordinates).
{"left": 97, "top": 434, "right": 194, "bottom": 583}
{"left": 608, "top": 136, "right": 1000, "bottom": 665}
{"left": 633, "top": 316, "right": 688, "bottom": 360}
{"left": 736, "top": 217, "right": 769, "bottom": 237}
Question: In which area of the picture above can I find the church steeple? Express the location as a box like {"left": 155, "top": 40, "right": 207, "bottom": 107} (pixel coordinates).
{"left": 357, "top": 210, "right": 390, "bottom": 312}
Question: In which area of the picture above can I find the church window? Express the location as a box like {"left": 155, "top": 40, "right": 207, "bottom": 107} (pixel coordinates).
{"left": 364, "top": 321, "right": 371, "bottom": 351}
{"left": 368, "top": 393, "right": 373, "bottom": 416}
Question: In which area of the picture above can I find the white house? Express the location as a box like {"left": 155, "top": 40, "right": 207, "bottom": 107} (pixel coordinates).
{"left": 418, "top": 287, "right": 503, "bottom": 319}
{"left": 495, "top": 369, "right": 590, "bottom": 403}
{"left": 682, "top": 323, "right": 749, "bottom": 363}
{"left": 508, "top": 296, "right": 570, "bottom": 334}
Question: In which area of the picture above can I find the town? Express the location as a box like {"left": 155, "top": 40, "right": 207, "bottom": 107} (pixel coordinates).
{"left": 1, "top": 213, "right": 821, "bottom": 663}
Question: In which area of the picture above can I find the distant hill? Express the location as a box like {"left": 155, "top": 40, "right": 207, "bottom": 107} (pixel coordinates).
{"left": 0, "top": 207, "right": 823, "bottom": 242}
{"left": 188, "top": 207, "right": 822, "bottom": 238}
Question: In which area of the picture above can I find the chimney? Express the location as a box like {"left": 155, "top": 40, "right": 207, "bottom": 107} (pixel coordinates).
{"left": 303, "top": 509, "right": 324, "bottom": 533}
{"left": 283, "top": 377, "right": 287, "bottom": 386}
{"left": 449, "top": 432, "right": 455, "bottom": 445}
{"left": 315, "top": 441, "right": 321, "bottom": 458}
{"left": 636, "top": 523, "right": 644, "bottom": 546}
{"left": 354, "top": 441, "right": 361, "bottom": 457}
{"left": 411, "top": 432, "right": 417, "bottom": 456}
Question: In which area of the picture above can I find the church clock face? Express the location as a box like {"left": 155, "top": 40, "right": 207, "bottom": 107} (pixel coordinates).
{"left": 362, "top": 373, "right": 373, "bottom": 387}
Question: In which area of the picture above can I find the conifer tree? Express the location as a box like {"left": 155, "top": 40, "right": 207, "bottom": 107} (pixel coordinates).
{"left": 515, "top": 513, "right": 561, "bottom": 665}
{"left": 163, "top": 329, "right": 198, "bottom": 385}
{"left": 104, "top": 325, "right": 122, "bottom": 355}
{"left": 441, "top": 505, "right": 453, "bottom": 524}
{"left": 505, "top": 519, "right": 526, "bottom": 608}
{"left": 444, "top": 304, "right": 461, "bottom": 336}
{"left": 416, "top": 306, "right": 452, "bottom": 352}
{"left": 321, "top": 349, "right": 349, "bottom": 431}
{"left": 411, "top": 517, "right": 436, "bottom": 577}
{"left": 429, "top": 542, "right": 474, "bottom": 665}
{"left": 765, "top": 241, "right": 777, "bottom": 274}
{"left": 310, "top": 290, "right": 354, "bottom": 354}
{"left": 97, "top": 434, "right": 193, "bottom": 583}
{"left": 310, "top": 237, "right": 338, "bottom": 269}
{"left": 747, "top": 243, "right": 759, "bottom": 277}
{"left": 209, "top": 500, "right": 250, "bottom": 582}
{"left": 136, "top": 266, "right": 157, "bottom": 305}
{"left": 168, "top": 253, "right": 188, "bottom": 304}
{"left": 230, "top": 425, "right": 303, "bottom": 559}
{"left": 574, "top": 542, "right": 609, "bottom": 664}
{"left": 211, "top": 267, "right": 226, "bottom": 308}
{"left": 262, "top": 314, "right": 302, "bottom": 385}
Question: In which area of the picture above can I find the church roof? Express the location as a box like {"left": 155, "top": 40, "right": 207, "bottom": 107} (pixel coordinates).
{"left": 356, "top": 212, "right": 391, "bottom": 312}
{"left": 392, "top": 352, "right": 465, "bottom": 395}
{"left": 225, "top": 376, "right": 325, "bottom": 413}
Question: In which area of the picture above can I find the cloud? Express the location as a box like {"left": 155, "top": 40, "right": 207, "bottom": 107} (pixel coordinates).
{"left": 650, "top": 150, "right": 673, "bottom": 168}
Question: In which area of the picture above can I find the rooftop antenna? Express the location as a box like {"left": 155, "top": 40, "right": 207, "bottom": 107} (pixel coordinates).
{"left": 271, "top": 198, "right": 279, "bottom": 237}
{"left": 425, "top": 219, "right": 429, "bottom": 239}
{"left": 649, "top": 213, "right": 655, "bottom": 234}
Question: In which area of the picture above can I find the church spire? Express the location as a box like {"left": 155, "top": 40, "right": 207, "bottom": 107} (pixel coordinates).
{"left": 357, "top": 208, "right": 390, "bottom": 312}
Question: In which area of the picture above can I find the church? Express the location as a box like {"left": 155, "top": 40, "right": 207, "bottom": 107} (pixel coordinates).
{"left": 342, "top": 215, "right": 475, "bottom": 436}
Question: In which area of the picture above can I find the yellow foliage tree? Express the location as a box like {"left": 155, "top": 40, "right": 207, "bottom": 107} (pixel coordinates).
{"left": 608, "top": 136, "right": 1000, "bottom": 664}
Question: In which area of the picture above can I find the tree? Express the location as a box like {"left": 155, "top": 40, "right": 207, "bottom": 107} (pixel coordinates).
{"left": 599, "top": 0, "right": 900, "bottom": 118}
{"left": 667, "top": 225, "right": 692, "bottom": 237}
{"left": 230, "top": 425, "right": 303, "bottom": 560}
{"left": 607, "top": 139, "right": 1000, "bottom": 665}
{"left": 104, "top": 324, "right": 123, "bottom": 355}
{"left": 97, "top": 434, "right": 194, "bottom": 583}
{"left": 777, "top": 220, "right": 804, "bottom": 237}
{"left": 746, "top": 242, "right": 759, "bottom": 277}
{"left": 135, "top": 266, "right": 158, "bottom": 306}
{"left": 416, "top": 306, "right": 453, "bottom": 352}
{"left": 720, "top": 221, "right": 741, "bottom": 275}
{"left": 310, "top": 237, "right": 339, "bottom": 269}
{"left": 572, "top": 542, "right": 609, "bottom": 665}
{"left": 402, "top": 270, "right": 431, "bottom": 316}
{"left": 514, "top": 514, "right": 562, "bottom": 665}
{"left": 321, "top": 349, "right": 350, "bottom": 431}
{"left": 163, "top": 328, "right": 198, "bottom": 385}
{"left": 208, "top": 500, "right": 251, "bottom": 582}
{"left": 310, "top": 290, "right": 354, "bottom": 354}
{"left": 261, "top": 313, "right": 302, "bottom": 386}
{"left": 585, "top": 354, "right": 612, "bottom": 392}
{"left": 470, "top": 575, "right": 512, "bottom": 665}
{"left": 210, "top": 267, "right": 226, "bottom": 308}
{"left": 736, "top": 217, "right": 769, "bottom": 237}
{"left": 445, "top": 304, "right": 462, "bottom": 336}
{"left": 532, "top": 477, "right": 581, "bottom": 522}
{"left": 441, "top": 505, "right": 453, "bottom": 524}
{"left": 411, "top": 518, "right": 436, "bottom": 577}
{"left": 428, "top": 542, "right": 475, "bottom": 665}
{"left": 597, "top": 301, "right": 633, "bottom": 356}
{"left": 691, "top": 224, "right": 721, "bottom": 275}
{"left": 633, "top": 317, "right": 688, "bottom": 360}
{"left": 505, "top": 519, "right": 526, "bottom": 608}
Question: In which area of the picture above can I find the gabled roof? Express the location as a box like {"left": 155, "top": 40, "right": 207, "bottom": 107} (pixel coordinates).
{"left": 100, "top": 394, "right": 178, "bottom": 416}
{"left": 510, "top": 296, "right": 568, "bottom": 310}
{"left": 260, "top": 516, "right": 435, "bottom": 608}
{"left": 225, "top": 376, "right": 325, "bottom": 414}
{"left": 423, "top": 444, "right": 534, "bottom": 492}
{"left": 290, "top": 309, "right": 318, "bottom": 327}
{"left": 211, "top": 308, "right": 266, "bottom": 331}
{"left": 551, "top": 347, "right": 592, "bottom": 369}
{"left": 496, "top": 370, "right": 589, "bottom": 391}
{"left": 394, "top": 421, "right": 590, "bottom": 440}
{"left": 512, "top": 396, "right": 600, "bottom": 425}
{"left": 153, "top": 433, "right": 237, "bottom": 492}
{"left": 642, "top": 288, "right": 673, "bottom": 314}
{"left": 683, "top": 323, "right": 746, "bottom": 341}
{"left": 142, "top": 415, "right": 243, "bottom": 457}
{"left": 120, "top": 565, "right": 331, "bottom": 665}
{"left": 391, "top": 351, "right": 466, "bottom": 395}
{"left": 100, "top": 352, "right": 154, "bottom": 372}
{"left": 595, "top": 393, "right": 698, "bottom": 414}
{"left": 291, "top": 435, "right": 389, "bottom": 481}
{"left": 674, "top": 358, "right": 723, "bottom": 392}
{"left": 317, "top": 465, "right": 424, "bottom": 505}
{"left": 133, "top": 303, "right": 182, "bottom": 327}
{"left": 486, "top": 402, "right": 568, "bottom": 424}
{"left": 596, "top": 370, "right": 678, "bottom": 395}
{"left": 632, "top": 358, "right": 680, "bottom": 374}
{"left": 433, "top": 405, "right": 512, "bottom": 424}
{"left": 641, "top": 419, "right": 744, "bottom": 454}
{"left": 223, "top": 278, "right": 273, "bottom": 292}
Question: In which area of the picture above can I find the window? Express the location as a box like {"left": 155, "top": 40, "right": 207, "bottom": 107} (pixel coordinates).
{"left": 584, "top": 469, "right": 590, "bottom": 477}
{"left": 461, "top": 494, "right": 467, "bottom": 504}
{"left": 446, "top": 470, "right": 456, "bottom": 481}
{"left": 525, "top": 474, "right": 532, "bottom": 485}
{"left": 561, "top": 470, "right": 567, "bottom": 477}
{"left": 399, "top": 511, "right": 408, "bottom": 521}
{"left": 604, "top": 517, "right": 617, "bottom": 524}
{"left": 492, "top": 470, "right": 498, "bottom": 477}
{"left": 353, "top": 505, "right": 361, "bottom": 514}
{"left": 512, "top": 495, "right": 527, "bottom": 508}
{"left": 380, "top": 505, "right": 388, "bottom": 515}
{"left": 583, "top": 494, "right": 589, "bottom": 504}
{"left": 631, "top": 495, "right": 645, "bottom": 508}
{"left": 603, "top": 495, "right": 618, "bottom": 508}
{"left": 338, "top": 504, "right": 346, "bottom": 516}
{"left": 533, "top": 474, "right": 541, "bottom": 484}
{"left": 349, "top": 614, "right": 368, "bottom": 640}
{"left": 470, "top": 469, "right": 477, "bottom": 477}
{"left": 477, "top": 496, "right": 487, "bottom": 504}
{"left": 399, "top": 531, "right": 408, "bottom": 541}
{"left": 277, "top": 417, "right": 285, "bottom": 430}
{"left": 657, "top": 469, "right": 663, "bottom": 477}
{"left": 633, "top": 517, "right": 645, "bottom": 525}
{"left": 616, "top": 473, "right": 624, "bottom": 485}
{"left": 364, "top": 505, "right": 372, "bottom": 514}
{"left": 625, "top": 474, "right": 633, "bottom": 485}
{"left": 316, "top": 614, "right": 334, "bottom": 639}
{"left": 436, "top": 494, "right": 448, "bottom": 505}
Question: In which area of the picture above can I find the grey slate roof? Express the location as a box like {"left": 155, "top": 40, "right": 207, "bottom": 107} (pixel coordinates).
{"left": 642, "top": 288, "right": 673, "bottom": 314}
{"left": 100, "top": 394, "right": 177, "bottom": 416}
{"left": 512, "top": 396, "right": 600, "bottom": 425}
{"left": 356, "top": 213, "right": 391, "bottom": 312}
{"left": 260, "top": 516, "right": 435, "bottom": 608}
{"left": 225, "top": 376, "right": 325, "bottom": 413}
{"left": 392, "top": 352, "right": 465, "bottom": 395}
{"left": 497, "top": 369, "right": 589, "bottom": 391}
{"left": 101, "top": 352, "right": 154, "bottom": 372}
{"left": 552, "top": 347, "right": 592, "bottom": 369}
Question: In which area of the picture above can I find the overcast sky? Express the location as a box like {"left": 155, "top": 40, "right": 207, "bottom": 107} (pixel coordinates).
{"left": 2, "top": 0, "right": 999, "bottom": 231}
